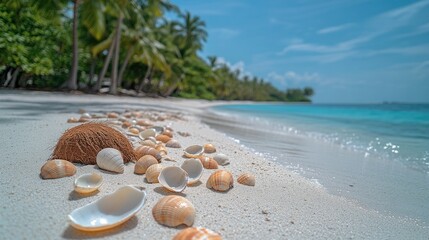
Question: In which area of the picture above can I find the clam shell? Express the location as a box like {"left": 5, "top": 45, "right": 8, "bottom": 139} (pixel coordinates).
{"left": 68, "top": 185, "right": 146, "bottom": 231}
{"left": 81, "top": 113, "right": 91, "bottom": 119}
{"left": 162, "top": 130, "right": 173, "bottom": 138}
{"left": 67, "top": 117, "right": 79, "bottom": 123}
{"left": 184, "top": 145, "right": 204, "bottom": 158}
{"left": 139, "top": 129, "right": 156, "bottom": 139}
{"left": 213, "top": 153, "right": 230, "bottom": 166}
{"left": 140, "top": 139, "right": 156, "bottom": 148}
{"left": 96, "top": 148, "right": 125, "bottom": 173}
{"left": 198, "top": 156, "right": 218, "bottom": 169}
{"left": 152, "top": 195, "right": 195, "bottom": 227}
{"left": 203, "top": 144, "right": 216, "bottom": 154}
{"left": 156, "top": 134, "right": 171, "bottom": 143}
{"left": 158, "top": 166, "right": 188, "bottom": 192}
{"left": 166, "top": 139, "right": 181, "bottom": 148}
{"left": 107, "top": 112, "right": 118, "bottom": 118}
{"left": 128, "top": 127, "right": 140, "bottom": 135}
{"left": 74, "top": 173, "right": 103, "bottom": 193}
{"left": 40, "top": 159, "right": 77, "bottom": 179}
{"left": 136, "top": 119, "right": 152, "bottom": 126}
{"left": 134, "top": 155, "right": 158, "bottom": 174}
{"left": 145, "top": 164, "right": 163, "bottom": 183}
{"left": 155, "top": 144, "right": 168, "bottom": 156}
{"left": 181, "top": 159, "right": 203, "bottom": 184}
{"left": 206, "top": 170, "right": 234, "bottom": 192}
{"left": 135, "top": 146, "right": 162, "bottom": 161}
{"left": 237, "top": 173, "right": 255, "bottom": 186}
{"left": 173, "top": 227, "right": 222, "bottom": 240}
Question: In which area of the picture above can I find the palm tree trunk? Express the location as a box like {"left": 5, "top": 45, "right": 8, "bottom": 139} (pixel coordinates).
{"left": 162, "top": 78, "right": 181, "bottom": 97}
{"left": 138, "top": 66, "right": 152, "bottom": 92}
{"left": 110, "top": 13, "right": 124, "bottom": 95}
{"left": 8, "top": 68, "right": 21, "bottom": 88}
{"left": 88, "top": 57, "right": 96, "bottom": 88}
{"left": 94, "top": 34, "right": 116, "bottom": 91}
{"left": 117, "top": 45, "right": 135, "bottom": 88}
{"left": 67, "top": 0, "right": 80, "bottom": 90}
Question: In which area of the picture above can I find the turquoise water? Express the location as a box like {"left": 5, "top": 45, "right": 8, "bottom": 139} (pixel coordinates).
{"left": 213, "top": 103, "right": 429, "bottom": 173}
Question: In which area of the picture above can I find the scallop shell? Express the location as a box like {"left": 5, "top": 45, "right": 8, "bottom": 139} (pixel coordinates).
{"left": 139, "top": 129, "right": 156, "bottom": 139}
{"left": 140, "top": 139, "right": 156, "bottom": 148}
{"left": 158, "top": 166, "right": 188, "bottom": 192}
{"left": 135, "top": 146, "right": 162, "bottom": 161}
{"left": 134, "top": 155, "right": 158, "bottom": 174}
{"left": 152, "top": 195, "right": 195, "bottom": 227}
{"left": 40, "top": 159, "right": 77, "bottom": 179}
{"left": 67, "top": 117, "right": 79, "bottom": 123}
{"left": 203, "top": 144, "right": 216, "bottom": 154}
{"left": 213, "top": 153, "right": 230, "bottom": 166}
{"left": 173, "top": 227, "right": 222, "bottom": 240}
{"left": 181, "top": 159, "right": 203, "bottom": 184}
{"left": 166, "top": 139, "right": 181, "bottom": 148}
{"left": 206, "top": 170, "right": 234, "bottom": 192}
{"left": 96, "top": 148, "right": 125, "bottom": 173}
{"left": 145, "top": 164, "right": 163, "bottom": 183}
{"left": 237, "top": 173, "right": 255, "bottom": 186}
{"left": 162, "top": 130, "right": 173, "bottom": 138}
{"left": 184, "top": 145, "right": 204, "bottom": 158}
{"left": 68, "top": 185, "right": 146, "bottom": 231}
{"left": 107, "top": 112, "right": 119, "bottom": 118}
{"left": 74, "top": 173, "right": 103, "bottom": 193}
{"left": 198, "top": 156, "right": 218, "bottom": 169}
{"left": 156, "top": 134, "right": 171, "bottom": 143}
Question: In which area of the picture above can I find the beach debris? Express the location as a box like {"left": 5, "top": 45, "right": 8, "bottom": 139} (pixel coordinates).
{"left": 152, "top": 195, "right": 195, "bottom": 227}
{"left": 96, "top": 148, "right": 125, "bottom": 173}
{"left": 178, "top": 131, "right": 191, "bottom": 137}
{"left": 145, "top": 164, "right": 163, "bottom": 183}
{"left": 155, "top": 134, "right": 171, "bottom": 143}
{"left": 74, "top": 173, "right": 103, "bottom": 194}
{"left": 135, "top": 146, "right": 162, "bottom": 161}
{"left": 51, "top": 123, "right": 136, "bottom": 165}
{"left": 198, "top": 156, "right": 218, "bottom": 169}
{"left": 67, "top": 117, "right": 79, "bottom": 123}
{"left": 173, "top": 227, "right": 222, "bottom": 240}
{"left": 158, "top": 166, "right": 188, "bottom": 192}
{"left": 139, "top": 129, "right": 156, "bottom": 139}
{"left": 213, "top": 153, "right": 230, "bottom": 166}
{"left": 134, "top": 155, "right": 158, "bottom": 174}
{"left": 181, "top": 158, "right": 203, "bottom": 185}
{"left": 203, "top": 144, "right": 216, "bottom": 154}
{"left": 40, "top": 159, "right": 76, "bottom": 179}
{"left": 166, "top": 139, "right": 181, "bottom": 148}
{"left": 237, "top": 173, "right": 255, "bottom": 186}
{"left": 184, "top": 145, "right": 204, "bottom": 158}
{"left": 68, "top": 185, "right": 146, "bottom": 231}
{"left": 206, "top": 170, "right": 234, "bottom": 192}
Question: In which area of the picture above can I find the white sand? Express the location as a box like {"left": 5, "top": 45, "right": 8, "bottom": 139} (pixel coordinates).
{"left": 0, "top": 90, "right": 428, "bottom": 239}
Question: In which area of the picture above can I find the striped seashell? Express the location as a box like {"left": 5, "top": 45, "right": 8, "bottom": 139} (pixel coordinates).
{"left": 206, "top": 170, "right": 233, "bottom": 192}
{"left": 161, "top": 130, "right": 173, "bottom": 138}
{"left": 107, "top": 112, "right": 118, "bottom": 118}
{"left": 152, "top": 196, "right": 195, "bottom": 227}
{"left": 203, "top": 144, "right": 216, "bottom": 154}
{"left": 166, "top": 139, "right": 181, "bottom": 148}
{"left": 135, "top": 146, "right": 162, "bottom": 161}
{"left": 173, "top": 227, "right": 222, "bottom": 240}
{"left": 140, "top": 140, "right": 156, "bottom": 148}
{"left": 155, "top": 134, "right": 171, "bottom": 143}
{"left": 237, "top": 173, "right": 255, "bottom": 186}
{"left": 96, "top": 148, "right": 125, "bottom": 173}
{"left": 67, "top": 117, "right": 79, "bottom": 123}
{"left": 134, "top": 155, "right": 158, "bottom": 174}
{"left": 40, "top": 159, "right": 77, "bottom": 179}
{"left": 145, "top": 164, "right": 163, "bottom": 183}
{"left": 198, "top": 156, "right": 218, "bottom": 169}
{"left": 155, "top": 144, "right": 168, "bottom": 156}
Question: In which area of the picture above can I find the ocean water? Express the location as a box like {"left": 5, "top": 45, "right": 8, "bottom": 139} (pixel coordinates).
{"left": 203, "top": 103, "right": 429, "bottom": 222}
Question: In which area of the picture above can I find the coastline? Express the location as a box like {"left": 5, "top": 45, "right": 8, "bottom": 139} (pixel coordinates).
{"left": 0, "top": 90, "right": 428, "bottom": 239}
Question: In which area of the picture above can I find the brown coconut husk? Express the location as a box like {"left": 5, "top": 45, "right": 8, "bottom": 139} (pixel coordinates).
{"left": 51, "top": 122, "right": 137, "bottom": 164}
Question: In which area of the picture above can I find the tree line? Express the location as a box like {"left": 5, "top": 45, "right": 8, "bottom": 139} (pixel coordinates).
{"left": 0, "top": 0, "right": 314, "bottom": 102}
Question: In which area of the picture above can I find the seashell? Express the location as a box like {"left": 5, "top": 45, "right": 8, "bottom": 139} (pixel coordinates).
{"left": 68, "top": 185, "right": 146, "bottom": 231}
{"left": 166, "top": 139, "right": 181, "bottom": 148}
{"left": 135, "top": 146, "right": 162, "bottom": 161}
{"left": 203, "top": 144, "right": 216, "bottom": 154}
{"left": 173, "top": 227, "right": 222, "bottom": 240}
{"left": 161, "top": 130, "right": 173, "bottom": 138}
{"left": 96, "top": 148, "right": 125, "bottom": 173}
{"left": 198, "top": 156, "right": 218, "bottom": 169}
{"left": 206, "top": 170, "right": 233, "bottom": 192}
{"left": 140, "top": 140, "right": 156, "bottom": 148}
{"left": 149, "top": 126, "right": 165, "bottom": 134}
{"left": 184, "top": 145, "right": 204, "bottom": 158}
{"left": 40, "top": 159, "right": 76, "bottom": 179}
{"left": 139, "top": 129, "right": 156, "bottom": 139}
{"left": 181, "top": 159, "right": 203, "bottom": 184}
{"left": 107, "top": 112, "right": 118, "bottom": 118}
{"left": 237, "top": 173, "right": 255, "bottom": 186}
{"left": 118, "top": 116, "right": 127, "bottom": 122}
{"left": 213, "top": 153, "right": 230, "bottom": 166}
{"left": 128, "top": 127, "right": 140, "bottom": 135}
{"left": 155, "top": 144, "right": 168, "bottom": 156}
{"left": 145, "top": 164, "right": 163, "bottom": 183}
{"left": 145, "top": 136, "right": 157, "bottom": 144}
{"left": 158, "top": 166, "right": 188, "bottom": 192}
{"left": 156, "top": 134, "right": 171, "bottom": 143}
{"left": 122, "top": 121, "right": 132, "bottom": 129}
{"left": 74, "top": 173, "right": 103, "bottom": 193}
{"left": 134, "top": 155, "right": 158, "bottom": 174}
{"left": 67, "top": 117, "right": 79, "bottom": 123}
{"left": 123, "top": 112, "right": 133, "bottom": 118}
{"left": 81, "top": 113, "right": 91, "bottom": 119}
{"left": 79, "top": 117, "right": 90, "bottom": 122}
{"left": 177, "top": 131, "right": 190, "bottom": 137}
{"left": 136, "top": 119, "right": 152, "bottom": 126}
{"left": 91, "top": 113, "right": 106, "bottom": 119}
{"left": 152, "top": 195, "right": 195, "bottom": 227}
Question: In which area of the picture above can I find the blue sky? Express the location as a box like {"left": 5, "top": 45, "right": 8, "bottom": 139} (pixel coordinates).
{"left": 172, "top": 0, "right": 429, "bottom": 103}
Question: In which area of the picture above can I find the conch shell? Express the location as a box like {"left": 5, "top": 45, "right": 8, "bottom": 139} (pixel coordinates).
{"left": 173, "top": 227, "right": 222, "bottom": 240}
{"left": 237, "top": 173, "right": 255, "bottom": 186}
{"left": 145, "top": 164, "right": 163, "bottom": 183}
{"left": 96, "top": 148, "right": 125, "bottom": 173}
{"left": 152, "top": 195, "right": 195, "bottom": 227}
{"left": 206, "top": 170, "right": 233, "bottom": 192}
{"left": 74, "top": 173, "right": 103, "bottom": 193}
{"left": 134, "top": 155, "right": 158, "bottom": 174}
{"left": 40, "top": 159, "right": 76, "bottom": 179}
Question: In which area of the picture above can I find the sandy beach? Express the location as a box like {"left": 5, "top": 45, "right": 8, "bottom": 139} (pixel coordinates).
{"left": 0, "top": 90, "right": 428, "bottom": 239}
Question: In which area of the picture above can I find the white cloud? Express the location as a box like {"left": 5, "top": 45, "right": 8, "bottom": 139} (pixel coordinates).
{"left": 216, "top": 57, "right": 251, "bottom": 77}
{"left": 267, "top": 71, "right": 321, "bottom": 88}
{"left": 317, "top": 23, "right": 353, "bottom": 34}
{"left": 210, "top": 28, "right": 240, "bottom": 39}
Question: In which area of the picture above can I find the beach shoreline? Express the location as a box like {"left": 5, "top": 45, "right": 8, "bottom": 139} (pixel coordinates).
{"left": 0, "top": 90, "right": 428, "bottom": 239}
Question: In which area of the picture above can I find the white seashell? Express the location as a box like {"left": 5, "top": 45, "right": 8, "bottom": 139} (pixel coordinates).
{"left": 81, "top": 113, "right": 91, "bottom": 119}
{"left": 181, "top": 159, "right": 203, "bottom": 185}
{"left": 74, "top": 173, "right": 103, "bottom": 194}
{"left": 68, "top": 185, "right": 146, "bottom": 231}
{"left": 96, "top": 148, "right": 125, "bottom": 173}
{"left": 139, "top": 129, "right": 156, "bottom": 140}
{"left": 158, "top": 166, "right": 188, "bottom": 192}
{"left": 213, "top": 153, "right": 230, "bottom": 166}
{"left": 166, "top": 139, "right": 181, "bottom": 148}
{"left": 184, "top": 145, "right": 204, "bottom": 158}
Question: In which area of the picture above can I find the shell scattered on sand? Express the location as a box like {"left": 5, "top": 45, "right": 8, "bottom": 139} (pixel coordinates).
{"left": 134, "top": 155, "right": 158, "bottom": 174}
{"left": 206, "top": 170, "right": 234, "bottom": 192}
{"left": 237, "top": 173, "right": 255, "bottom": 186}
{"left": 158, "top": 166, "right": 188, "bottom": 192}
{"left": 173, "top": 227, "right": 222, "bottom": 240}
{"left": 184, "top": 145, "right": 204, "bottom": 158}
{"left": 40, "top": 159, "right": 76, "bottom": 179}
{"left": 166, "top": 139, "right": 181, "bottom": 148}
{"left": 213, "top": 153, "right": 230, "bottom": 166}
{"left": 145, "top": 164, "right": 163, "bottom": 183}
{"left": 74, "top": 173, "right": 103, "bottom": 194}
{"left": 96, "top": 148, "right": 125, "bottom": 173}
{"left": 204, "top": 144, "right": 216, "bottom": 154}
{"left": 152, "top": 195, "right": 195, "bottom": 227}
{"left": 198, "top": 156, "right": 218, "bottom": 169}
